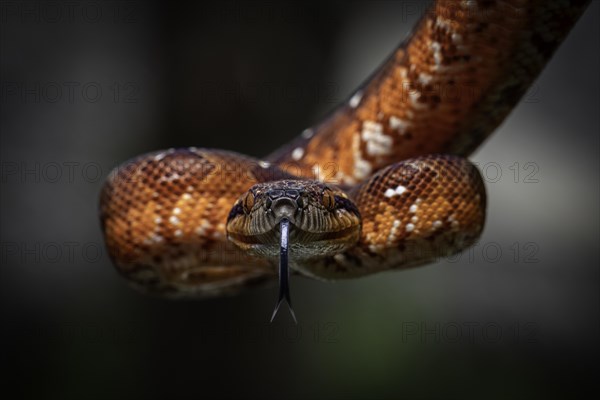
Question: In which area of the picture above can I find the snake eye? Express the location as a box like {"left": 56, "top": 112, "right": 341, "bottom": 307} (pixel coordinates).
{"left": 322, "top": 188, "right": 336, "bottom": 211}
{"left": 242, "top": 191, "right": 255, "bottom": 214}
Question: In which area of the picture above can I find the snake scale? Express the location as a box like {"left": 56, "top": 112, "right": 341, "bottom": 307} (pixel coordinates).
{"left": 100, "top": 0, "right": 589, "bottom": 306}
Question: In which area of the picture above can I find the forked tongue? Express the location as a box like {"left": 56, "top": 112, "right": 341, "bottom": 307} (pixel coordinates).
{"left": 270, "top": 218, "right": 297, "bottom": 323}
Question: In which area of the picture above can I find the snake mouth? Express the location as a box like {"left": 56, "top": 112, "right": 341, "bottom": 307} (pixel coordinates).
{"left": 227, "top": 222, "right": 359, "bottom": 248}
{"left": 227, "top": 222, "right": 360, "bottom": 263}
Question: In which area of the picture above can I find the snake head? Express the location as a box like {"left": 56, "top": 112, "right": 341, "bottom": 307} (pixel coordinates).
{"left": 226, "top": 179, "right": 361, "bottom": 260}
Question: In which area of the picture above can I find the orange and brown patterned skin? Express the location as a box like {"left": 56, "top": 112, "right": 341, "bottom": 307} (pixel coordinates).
{"left": 100, "top": 0, "right": 588, "bottom": 297}
{"left": 268, "top": 0, "right": 589, "bottom": 184}
{"left": 304, "top": 155, "right": 486, "bottom": 279}
{"left": 100, "top": 149, "right": 295, "bottom": 296}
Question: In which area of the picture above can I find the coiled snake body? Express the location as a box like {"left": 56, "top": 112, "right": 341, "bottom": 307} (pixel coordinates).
{"left": 100, "top": 1, "right": 589, "bottom": 306}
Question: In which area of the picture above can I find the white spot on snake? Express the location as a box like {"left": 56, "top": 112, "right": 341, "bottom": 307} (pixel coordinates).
{"left": 431, "top": 41, "right": 443, "bottom": 66}
{"left": 362, "top": 121, "right": 393, "bottom": 156}
{"left": 389, "top": 116, "right": 409, "bottom": 135}
{"left": 259, "top": 160, "right": 271, "bottom": 168}
{"left": 301, "top": 128, "right": 314, "bottom": 139}
{"left": 399, "top": 67, "right": 408, "bottom": 79}
{"left": 173, "top": 207, "right": 181, "bottom": 215}
{"left": 174, "top": 229, "right": 183, "bottom": 237}
{"left": 150, "top": 234, "right": 163, "bottom": 243}
{"left": 406, "top": 223, "right": 415, "bottom": 233}
{"left": 153, "top": 152, "right": 166, "bottom": 161}
{"left": 152, "top": 192, "right": 159, "bottom": 198}
{"left": 411, "top": 216, "right": 418, "bottom": 223}
{"left": 432, "top": 220, "right": 442, "bottom": 229}
{"left": 384, "top": 185, "right": 406, "bottom": 198}
{"left": 352, "top": 134, "right": 372, "bottom": 181}
{"left": 186, "top": 186, "right": 194, "bottom": 192}
{"left": 366, "top": 233, "right": 383, "bottom": 253}
{"left": 291, "top": 147, "right": 304, "bottom": 160}
{"left": 154, "top": 148, "right": 176, "bottom": 161}
{"left": 182, "top": 193, "right": 192, "bottom": 200}
{"left": 349, "top": 90, "right": 363, "bottom": 108}
{"left": 195, "top": 220, "right": 212, "bottom": 236}
{"left": 409, "top": 90, "right": 427, "bottom": 109}
{"left": 354, "top": 159, "right": 372, "bottom": 180}
{"left": 387, "top": 219, "right": 402, "bottom": 243}
{"left": 169, "top": 215, "right": 180, "bottom": 225}
{"left": 418, "top": 72, "right": 433, "bottom": 85}
{"left": 435, "top": 16, "right": 453, "bottom": 33}
{"left": 154, "top": 217, "right": 162, "bottom": 224}
{"left": 447, "top": 214, "right": 460, "bottom": 228}
{"left": 369, "top": 244, "right": 384, "bottom": 253}
{"left": 159, "top": 173, "right": 182, "bottom": 183}
{"left": 451, "top": 33, "right": 463, "bottom": 44}
{"left": 409, "top": 204, "right": 418, "bottom": 213}
{"left": 463, "top": 0, "right": 477, "bottom": 8}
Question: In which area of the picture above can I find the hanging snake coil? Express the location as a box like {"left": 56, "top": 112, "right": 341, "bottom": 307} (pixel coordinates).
{"left": 99, "top": 1, "right": 589, "bottom": 309}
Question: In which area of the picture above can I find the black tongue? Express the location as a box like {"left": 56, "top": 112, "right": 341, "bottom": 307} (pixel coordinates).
{"left": 270, "top": 218, "right": 297, "bottom": 323}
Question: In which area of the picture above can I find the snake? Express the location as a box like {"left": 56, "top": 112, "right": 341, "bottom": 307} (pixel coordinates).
{"left": 99, "top": 0, "right": 589, "bottom": 318}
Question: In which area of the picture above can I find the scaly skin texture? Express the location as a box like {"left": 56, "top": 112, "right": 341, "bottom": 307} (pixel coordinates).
{"left": 100, "top": 149, "right": 293, "bottom": 296}
{"left": 100, "top": 0, "right": 589, "bottom": 297}
{"left": 307, "top": 155, "right": 485, "bottom": 279}
{"left": 268, "top": 0, "right": 589, "bottom": 184}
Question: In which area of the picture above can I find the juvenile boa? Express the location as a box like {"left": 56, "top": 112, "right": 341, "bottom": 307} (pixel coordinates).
{"left": 100, "top": 1, "right": 589, "bottom": 313}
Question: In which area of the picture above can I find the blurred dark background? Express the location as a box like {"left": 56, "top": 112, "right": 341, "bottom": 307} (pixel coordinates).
{"left": 1, "top": 1, "right": 598, "bottom": 398}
